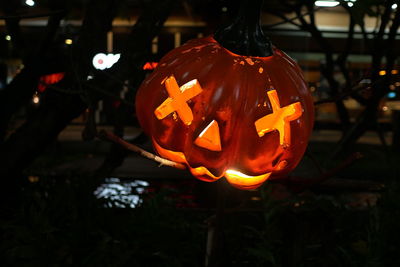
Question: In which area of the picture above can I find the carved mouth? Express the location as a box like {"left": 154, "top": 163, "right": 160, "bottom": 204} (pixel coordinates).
{"left": 152, "top": 139, "right": 271, "bottom": 190}
{"left": 224, "top": 169, "right": 271, "bottom": 190}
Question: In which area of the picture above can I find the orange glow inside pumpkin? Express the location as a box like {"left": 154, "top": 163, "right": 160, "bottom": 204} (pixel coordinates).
{"left": 152, "top": 138, "right": 271, "bottom": 189}
{"left": 136, "top": 36, "right": 314, "bottom": 190}
{"left": 152, "top": 78, "right": 304, "bottom": 189}
{"left": 154, "top": 75, "right": 203, "bottom": 125}
{"left": 254, "top": 89, "right": 302, "bottom": 146}
{"left": 225, "top": 169, "right": 271, "bottom": 189}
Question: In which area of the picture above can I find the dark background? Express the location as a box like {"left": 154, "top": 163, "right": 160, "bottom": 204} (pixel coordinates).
{"left": 0, "top": 0, "right": 399, "bottom": 266}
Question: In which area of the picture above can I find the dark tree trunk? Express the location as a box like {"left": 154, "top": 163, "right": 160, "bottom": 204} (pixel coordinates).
{"left": 393, "top": 110, "right": 400, "bottom": 151}
{"left": 0, "top": 0, "right": 174, "bottom": 178}
{"left": 0, "top": 11, "right": 65, "bottom": 142}
{"left": 332, "top": 4, "right": 400, "bottom": 155}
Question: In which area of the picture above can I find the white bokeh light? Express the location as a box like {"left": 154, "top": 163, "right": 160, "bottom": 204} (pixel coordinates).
{"left": 92, "top": 53, "right": 121, "bottom": 70}
{"left": 315, "top": 1, "right": 339, "bottom": 7}
{"left": 25, "top": 0, "right": 35, "bottom": 7}
{"left": 94, "top": 178, "right": 149, "bottom": 208}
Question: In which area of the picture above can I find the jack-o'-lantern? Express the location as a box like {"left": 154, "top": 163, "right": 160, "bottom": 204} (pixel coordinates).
{"left": 135, "top": 1, "right": 314, "bottom": 190}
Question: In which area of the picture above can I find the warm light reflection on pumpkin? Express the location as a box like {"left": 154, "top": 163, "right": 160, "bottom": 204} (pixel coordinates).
{"left": 136, "top": 36, "right": 314, "bottom": 190}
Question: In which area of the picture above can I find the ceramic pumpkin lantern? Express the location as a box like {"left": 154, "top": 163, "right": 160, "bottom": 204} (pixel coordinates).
{"left": 136, "top": 0, "right": 314, "bottom": 190}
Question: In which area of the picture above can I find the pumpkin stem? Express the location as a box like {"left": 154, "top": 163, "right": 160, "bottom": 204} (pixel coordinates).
{"left": 214, "top": 0, "right": 273, "bottom": 57}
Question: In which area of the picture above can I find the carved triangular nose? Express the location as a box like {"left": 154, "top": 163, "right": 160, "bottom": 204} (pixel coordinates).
{"left": 194, "top": 120, "right": 222, "bottom": 151}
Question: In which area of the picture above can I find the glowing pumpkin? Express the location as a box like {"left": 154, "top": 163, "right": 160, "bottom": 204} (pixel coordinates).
{"left": 135, "top": 2, "right": 314, "bottom": 190}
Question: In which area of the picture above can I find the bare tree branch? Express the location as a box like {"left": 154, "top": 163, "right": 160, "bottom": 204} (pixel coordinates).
{"left": 0, "top": 10, "right": 66, "bottom": 142}
{"left": 0, "top": 10, "right": 65, "bottom": 20}
{"left": 314, "top": 84, "right": 364, "bottom": 105}
{"left": 0, "top": 0, "right": 175, "bottom": 178}
{"left": 336, "top": 15, "right": 355, "bottom": 90}
{"left": 385, "top": 7, "right": 400, "bottom": 72}
{"left": 372, "top": 1, "right": 394, "bottom": 76}
{"left": 97, "top": 130, "right": 186, "bottom": 170}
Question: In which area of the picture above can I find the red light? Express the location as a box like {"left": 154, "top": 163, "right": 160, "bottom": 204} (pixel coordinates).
{"left": 143, "top": 62, "right": 158, "bottom": 70}
{"left": 38, "top": 72, "right": 65, "bottom": 92}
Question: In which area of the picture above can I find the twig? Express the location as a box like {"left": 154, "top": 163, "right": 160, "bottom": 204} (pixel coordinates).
{"left": 265, "top": 7, "right": 322, "bottom": 29}
{"left": 319, "top": 152, "right": 363, "bottom": 181}
{"left": 314, "top": 82, "right": 370, "bottom": 105}
{"left": 41, "top": 82, "right": 85, "bottom": 94}
{"left": 85, "top": 83, "right": 135, "bottom": 107}
{"left": 318, "top": 178, "right": 384, "bottom": 192}
{"left": 305, "top": 148, "right": 324, "bottom": 174}
{"left": 283, "top": 152, "right": 364, "bottom": 193}
{"left": 0, "top": 10, "right": 65, "bottom": 20}
{"left": 97, "top": 130, "right": 186, "bottom": 170}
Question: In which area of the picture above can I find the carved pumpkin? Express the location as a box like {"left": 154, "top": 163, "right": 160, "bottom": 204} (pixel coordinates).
{"left": 135, "top": 2, "right": 314, "bottom": 190}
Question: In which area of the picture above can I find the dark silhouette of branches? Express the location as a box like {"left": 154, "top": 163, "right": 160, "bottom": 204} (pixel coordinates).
{"left": 0, "top": 8, "right": 66, "bottom": 141}
{"left": 0, "top": 0, "right": 175, "bottom": 179}
{"left": 271, "top": 0, "right": 400, "bottom": 156}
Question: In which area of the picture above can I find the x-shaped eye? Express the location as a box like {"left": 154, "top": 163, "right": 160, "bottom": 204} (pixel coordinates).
{"left": 154, "top": 75, "right": 203, "bottom": 125}
{"left": 255, "top": 90, "right": 302, "bottom": 147}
